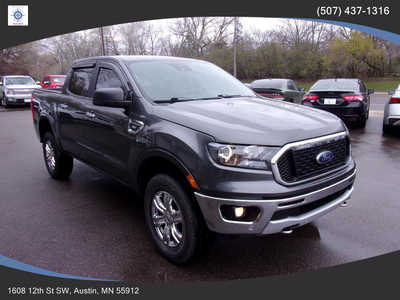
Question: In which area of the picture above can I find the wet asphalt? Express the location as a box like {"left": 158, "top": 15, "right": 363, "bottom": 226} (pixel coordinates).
{"left": 0, "top": 94, "right": 399, "bottom": 283}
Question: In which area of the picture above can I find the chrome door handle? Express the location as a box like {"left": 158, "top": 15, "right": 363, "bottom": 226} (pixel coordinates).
{"left": 59, "top": 104, "right": 68, "bottom": 109}
{"left": 86, "top": 111, "right": 96, "bottom": 118}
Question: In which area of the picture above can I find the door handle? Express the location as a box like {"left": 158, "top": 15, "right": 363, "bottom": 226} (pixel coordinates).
{"left": 86, "top": 111, "right": 96, "bottom": 118}
{"left": 59, "top": 104, "right": 68, "bottom": 109}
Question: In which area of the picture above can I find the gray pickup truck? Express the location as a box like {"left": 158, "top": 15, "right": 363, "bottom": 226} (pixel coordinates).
{"left": 32, "top": 56, "right": 356, "bottom": 264}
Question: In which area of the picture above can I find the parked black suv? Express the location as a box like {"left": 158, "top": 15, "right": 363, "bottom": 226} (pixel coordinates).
{"left": 302, "top": 78, "right": 373, "bottom": 127}
{"left": 32, "top": 56, "right": 356, "bottom": 264}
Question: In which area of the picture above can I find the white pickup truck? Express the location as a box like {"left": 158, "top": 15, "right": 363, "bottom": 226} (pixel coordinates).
{"left": 0, "top": 75, "right": 41, "bottom": 108}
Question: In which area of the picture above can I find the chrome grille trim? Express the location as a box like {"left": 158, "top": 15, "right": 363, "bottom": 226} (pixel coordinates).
{"left": 271, "top": 132, "right": 349, "bottom": 186}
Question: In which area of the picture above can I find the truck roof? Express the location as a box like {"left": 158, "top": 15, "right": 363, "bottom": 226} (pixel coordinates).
{"left": 72, "top": 55, "right": 205, "bottom": 67}
{"left": 2, "top": 75, "right": 32, "bottom": 78}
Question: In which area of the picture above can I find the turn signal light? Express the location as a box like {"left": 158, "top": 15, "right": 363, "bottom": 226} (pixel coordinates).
{"left": 186, "top": 174, "right": 199, "bottom": 190}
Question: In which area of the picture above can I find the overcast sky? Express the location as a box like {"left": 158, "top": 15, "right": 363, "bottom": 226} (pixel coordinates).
{"left": 147, "top": 17, "right": 288, "bottom": 33}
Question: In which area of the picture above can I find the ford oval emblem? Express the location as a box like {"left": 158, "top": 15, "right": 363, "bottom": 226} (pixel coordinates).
{"left": 316, "top": 151, "right": 334, "bottom": 164}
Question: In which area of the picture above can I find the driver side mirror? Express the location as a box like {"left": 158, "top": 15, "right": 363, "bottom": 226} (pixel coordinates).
{"left": 93, "top": 88, "right": 129, "bottom": 108}
{"left": 43, "top": 81, "right": 50, "bottom": 85}
{"left": 368, "top": 89, "right": 374, "bottom": 95}
{"left": 388, "top": 90, "right": 395, "bottom": 95}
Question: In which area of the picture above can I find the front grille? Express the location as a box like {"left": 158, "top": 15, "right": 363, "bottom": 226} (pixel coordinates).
{"left": 13, "top": 89, "right": 33, "bottom": 95}
{"left": 276, "top": 135, "right": 349, "bottom": 183}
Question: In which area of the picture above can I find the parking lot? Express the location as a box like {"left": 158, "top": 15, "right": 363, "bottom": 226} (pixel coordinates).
{"left": 0, "top": 93, "right": 399, "bottom": 283}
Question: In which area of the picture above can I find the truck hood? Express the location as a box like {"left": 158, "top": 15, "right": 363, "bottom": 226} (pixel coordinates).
{"left": 155, "top": 97, "right": 346, "bottom": 146}
{"left": 6, "top": 84, "right": 41, "bottom": 89}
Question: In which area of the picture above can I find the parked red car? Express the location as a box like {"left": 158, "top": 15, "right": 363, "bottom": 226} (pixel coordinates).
{"left": 40, "top": 75, "right": 66, "bottom": 89}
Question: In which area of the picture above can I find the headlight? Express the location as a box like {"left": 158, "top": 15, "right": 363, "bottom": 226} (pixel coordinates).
{"left": 208, "top": 143, "right": 279, "bottom": 170}
{"left": 5, "top": 89, "right": 14, "bottom": 95}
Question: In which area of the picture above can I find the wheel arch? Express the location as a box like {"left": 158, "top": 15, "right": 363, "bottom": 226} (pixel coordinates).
{"left": 38, "top": 117, "right": 54, "bottom": 143}
{"left": 134, "top": 149, "right": 198, "bottom": 198}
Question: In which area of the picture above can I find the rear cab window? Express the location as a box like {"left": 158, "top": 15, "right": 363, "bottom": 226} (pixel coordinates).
{"left": 69, "top": 68, "right": 94, "bottom": 97}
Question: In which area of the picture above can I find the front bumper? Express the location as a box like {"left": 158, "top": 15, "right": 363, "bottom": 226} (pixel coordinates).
{"left": 5, "top": 94, "right": 32, "bottom": 104}
{"left": 195, "top": 169, "right": 356, "bottom": 235}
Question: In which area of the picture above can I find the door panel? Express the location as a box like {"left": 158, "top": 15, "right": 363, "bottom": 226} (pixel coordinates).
{"left": 58, "top": 66, "right": 96, "bottom": 160}
{"left": 57, "top": 95, "right": 92, "bottom": 160}
{"left": 78, "top": 63, "right": 133, "bottom": 180}
{"left": 82, "top": 103, "right": 131, "bottom": 179}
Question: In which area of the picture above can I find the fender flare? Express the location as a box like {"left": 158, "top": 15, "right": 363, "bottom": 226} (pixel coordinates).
{"left": 131, "top": 148, "right": 196, "bottom": 193}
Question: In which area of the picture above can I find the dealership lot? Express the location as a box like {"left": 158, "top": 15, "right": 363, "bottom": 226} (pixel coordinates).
{"left": 0, "top": 94, "right": 399, "bottom": 283}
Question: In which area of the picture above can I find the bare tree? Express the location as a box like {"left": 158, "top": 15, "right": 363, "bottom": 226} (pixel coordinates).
{"left": 169, "top": 17, "right": 235, "bottom": 57}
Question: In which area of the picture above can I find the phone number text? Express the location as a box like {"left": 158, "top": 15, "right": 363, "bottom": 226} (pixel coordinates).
{"left": 317, "top": 6, "right": 390, "bottom": 17}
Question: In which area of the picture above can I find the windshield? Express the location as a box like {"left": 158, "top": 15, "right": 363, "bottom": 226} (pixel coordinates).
{"left": 310, "top": 79, "right": 359, "bottom": 91}
{"left": 5, "top": 77, "right": 35, "bottom": 85}
{"left": 251, "top": 79, "right": 286, "bottom": 89}
{"left": 52, "top": 76, "right": 66, "bottom": 83}
{"left": 125, "top": 59, "right": 254, "bottom": 101}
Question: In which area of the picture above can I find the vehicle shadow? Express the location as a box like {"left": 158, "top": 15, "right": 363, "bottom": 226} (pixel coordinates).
{"left": 0, "top": 106, "right": 30, "bottom": 112}
{"left": 67, "top": 166, "right": 332, "bottom": 283}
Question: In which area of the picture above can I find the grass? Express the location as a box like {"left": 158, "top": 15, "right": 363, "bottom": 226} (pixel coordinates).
{"left": 245, "top": 78, "right": 400, "bottom": 92}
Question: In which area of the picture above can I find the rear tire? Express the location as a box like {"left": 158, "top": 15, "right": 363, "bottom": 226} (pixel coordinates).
{"left": 42, "top": 132, "right": 73, "bottom": 180}
{"left": 144, "top": 174, "right": 207, "bottom": 264}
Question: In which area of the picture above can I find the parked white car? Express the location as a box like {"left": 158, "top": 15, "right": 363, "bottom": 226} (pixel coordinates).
{"left": 383, "top": 85, "right": 400, "bottom": 134}
{"left": 0, "top": 75, "right": 41, "bottom": 108}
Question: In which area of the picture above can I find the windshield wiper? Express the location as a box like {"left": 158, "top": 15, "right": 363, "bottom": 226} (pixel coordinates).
{"left": 153, "top": 97, "right": 191, "bottom": 103}
{"left": 217, "top": 94, "right": 248, "bottom": 98}
{"left": 154, "top": 96, "right": 223, "bottom": 103}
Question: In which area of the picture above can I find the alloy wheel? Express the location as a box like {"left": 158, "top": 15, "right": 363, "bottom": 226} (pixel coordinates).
{"left": 44, "top": 141, "right": 56, "bottom": 171}
{"left": 151, "top": 191, "right": 184, "bottom": 248}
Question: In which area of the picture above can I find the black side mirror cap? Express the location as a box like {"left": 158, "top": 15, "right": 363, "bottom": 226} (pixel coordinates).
{"left": 368, "top": 89, "right": 374, "bottom": 95}
{"left": 93, "top": 88, "right": 129, "bottom": 108}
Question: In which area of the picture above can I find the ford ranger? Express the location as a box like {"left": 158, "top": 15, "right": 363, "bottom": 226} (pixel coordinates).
{"left": 31, "top": 56, "right": 356, "bottom": 264}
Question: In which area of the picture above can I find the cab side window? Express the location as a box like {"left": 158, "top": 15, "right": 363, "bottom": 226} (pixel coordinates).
{"left": 359, "top": 81, "right": 366, "bottom": 93}
{"left": 69, "top": 68, "right": 94, "bottom": 97}
{"left": 288, "top": 80, "right": 297, "bottom": 91}
{"left": 96, "top": 68, "right": 123, "bottom": 90}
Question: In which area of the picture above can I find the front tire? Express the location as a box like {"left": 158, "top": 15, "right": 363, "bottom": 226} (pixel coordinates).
{"left": 42, "top": 132, "right": 73, "bottom": 180}
{"left": 144, "top": 174, "right": 207, "bottom": 264}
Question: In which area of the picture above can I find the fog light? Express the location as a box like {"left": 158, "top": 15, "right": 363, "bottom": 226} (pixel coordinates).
{"left": 220, "top": 205, "right": 260, "bottom": 222}
{"left": 234, "top": 207, "right": 245, "bottom": 218}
